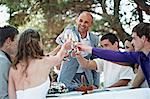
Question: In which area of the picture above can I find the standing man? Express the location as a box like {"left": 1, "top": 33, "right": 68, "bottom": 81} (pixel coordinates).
{"left": 76, "top": 33, "right": 134, "bottom": 88}
{"left": 56, "top": 11, "right": 100, "bottom": 91}
{"left": 0, "top": 26, "right": 19, "bottom": 99}
{"left": 77, "top": 22, "right": 150, "bottom": 87}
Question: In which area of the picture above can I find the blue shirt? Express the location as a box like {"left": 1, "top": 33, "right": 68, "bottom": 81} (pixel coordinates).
{"left": 92, "top": 48, "right": 150, "bottom": 87}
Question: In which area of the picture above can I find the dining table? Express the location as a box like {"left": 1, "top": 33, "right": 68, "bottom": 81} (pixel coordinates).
{"left": 47, "top": 87, "right": 150, "bottom": 99}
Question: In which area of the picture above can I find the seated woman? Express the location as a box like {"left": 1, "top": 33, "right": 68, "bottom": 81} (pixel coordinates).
{"left": 8, "top": 29, "right": 70, "bottom": 99}
{"left": 124, "top": 36, "right": 138, "bottom": 73}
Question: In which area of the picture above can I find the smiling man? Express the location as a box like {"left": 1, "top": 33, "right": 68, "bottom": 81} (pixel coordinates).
{"left": 56, "top": 11, "right": 100, "bottom": 91}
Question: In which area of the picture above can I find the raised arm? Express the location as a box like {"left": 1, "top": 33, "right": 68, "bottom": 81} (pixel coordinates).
{"left": 48, "top": 45, "right": 61, "bottom": 56}
{"left": 43, "top": 40, "right": 71, "bottom": 68}
{"left": 92, "top": 48, "right": 139, "bottom": 64}
{"left": 76, "top": 53, "right": 97, "bottom": 70}
{"left": 77, "top": 43, "right": 139, "bottom": 64}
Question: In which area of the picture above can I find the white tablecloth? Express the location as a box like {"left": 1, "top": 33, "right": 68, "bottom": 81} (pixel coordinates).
{"left": 47, "top": 88, "right": 150, "bottom": 99}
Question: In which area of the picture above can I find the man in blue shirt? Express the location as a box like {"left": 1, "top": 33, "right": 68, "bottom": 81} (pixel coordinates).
{"left": 0, "top": 26, "right": 19, "bottom": 99}
{"left": 77, "top": 22, "right": 150, "bottom": 87}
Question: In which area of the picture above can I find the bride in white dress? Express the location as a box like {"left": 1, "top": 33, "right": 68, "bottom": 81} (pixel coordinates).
{"left": 8, "top": 29, "right": 70, "bottom": 99}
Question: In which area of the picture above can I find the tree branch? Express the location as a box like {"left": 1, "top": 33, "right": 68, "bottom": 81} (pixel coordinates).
{"left": 114, "top": 0, "right": 120, "bottom": 17}
{"left": 101, "top": 0, "right": 107, "bottom": 14}
{"left": 90, "top": 10, "right": 103, "bottom": 16}
{"left": 134, "top": 0, "right": 150, "bottom": 15}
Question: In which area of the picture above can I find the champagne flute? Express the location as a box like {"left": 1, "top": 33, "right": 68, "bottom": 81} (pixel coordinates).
{"left": 69, "top": 32, "right": 79, "bottom": 58}
{"left": 62, "top": 28, "right": 79, "bottom": 60}
{"left": 63, "top": 33, "right": 75, "bottom": 61}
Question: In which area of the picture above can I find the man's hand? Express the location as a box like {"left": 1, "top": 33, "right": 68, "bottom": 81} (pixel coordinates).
{"left": 76, "top": 43, "right": 93, "bottom": 53}
{"left": 62, "top": 40, "right": 72, "bottom": 51}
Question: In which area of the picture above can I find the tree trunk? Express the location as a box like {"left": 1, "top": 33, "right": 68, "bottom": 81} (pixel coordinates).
{"left": 111, "top": 23, "right": 128, "bottom": 42}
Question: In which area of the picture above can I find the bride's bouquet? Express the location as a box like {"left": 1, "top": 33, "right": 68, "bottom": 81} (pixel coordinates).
{"left": 48, "top": 82, "right": 68, "bottom": 94}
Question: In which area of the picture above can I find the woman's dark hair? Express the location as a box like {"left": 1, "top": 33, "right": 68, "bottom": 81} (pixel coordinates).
{"left": 124, "top": 36, "right": 133, "bottom": 42}
{"left": 124, "top": 36, "right": 134, "bottom": 49}
{"left": 12, "top": 29, "right": 44, "bottom": 76}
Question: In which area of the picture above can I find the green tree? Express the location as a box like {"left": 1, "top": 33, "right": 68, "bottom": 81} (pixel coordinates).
{"left": 0, "top": 0, "right": 149, "bottom": 44}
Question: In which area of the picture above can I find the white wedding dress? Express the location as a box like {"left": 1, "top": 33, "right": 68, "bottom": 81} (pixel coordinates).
{"left": 16, "top": 78, "right": 50, "bottom": 99}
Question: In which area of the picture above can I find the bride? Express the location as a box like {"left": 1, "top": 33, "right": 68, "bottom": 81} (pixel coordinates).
{"left": 8, "top": 29, "right": 70, "bottom": 99}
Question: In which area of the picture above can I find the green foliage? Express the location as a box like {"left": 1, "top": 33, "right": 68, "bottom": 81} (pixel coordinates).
{"left": 18, "top": 8, "right": 45, "bottom": 33}
{"left": 92, "top": 19, "right": 108, "bottom": 31}
{"left": 1, "top": 0, "right": 149, "bottom": 49}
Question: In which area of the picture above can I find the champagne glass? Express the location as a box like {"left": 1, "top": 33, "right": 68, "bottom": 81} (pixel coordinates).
{"left": 69, "top": 32, "right": 79, "bottom": 58}
{"left": 63, "top": 29, "right": 78, "bottom": 57}
{"left": 62, "top": 32, "right": 74, "bottom": 61}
